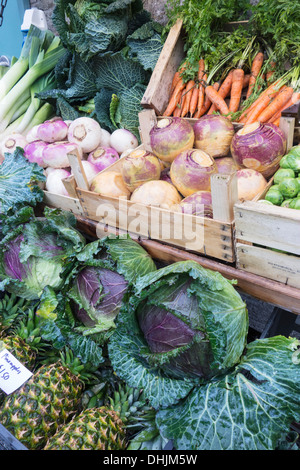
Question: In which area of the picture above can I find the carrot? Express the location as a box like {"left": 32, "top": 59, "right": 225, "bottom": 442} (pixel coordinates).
{"left": 243, "top": 74, "right": 251, "bottom": 88}
{"left": 272, "top": 117, "right": 281, "bottom": 127}
{"left": 241, "top": 78, "right": 285, "bottom": 124}
{"left": 163, "top": 77, "right": 185, "bottom": 116}
{"left": 268, "top": 92, "right": 300, "bottom": 123}
{"left": 194, "top": 81, "right": 220, "bottom": 118}
{"left": 208, "top": 70, "right": 233, "bottom": 114}
{"left": 197, "top": 58, "right": 205, "bottom": 81}
{"left": 246, "top": 51, "right": 264, "bottom": 99}
{"left": 173, "top": 103, "right": 182, "bottom": 117}
{"left": 181, "top": 80, "right": 196, "bottom": 117}
{"left": 256, "top": 86, "right": 294, "bottom": 123}
{"left": 170, "top": 71, "right": 181, "bottom": 97}
{"left": 229, "top": 68, "right": 245, "bottom": 113}
{"left": 205, "top": 84, "right": 230, "bottom": 115}
{"left": 189, "top": 85, "right": 199, "bottom": 116}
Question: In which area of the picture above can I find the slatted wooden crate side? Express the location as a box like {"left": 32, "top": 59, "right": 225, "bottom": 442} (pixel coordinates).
{"left": 42, "top": 175, "right": 85, "bottom": 216}
{"left": 141, "top": 18, "right": 185, "bottom": 115}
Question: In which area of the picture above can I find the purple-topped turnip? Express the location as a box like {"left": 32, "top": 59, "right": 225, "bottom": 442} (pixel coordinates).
{"left": 230, "top": 122, "right": 287, "bottom": 178}
{"left": 87, "top": 146, "right": 119, "bottom": 172}
{"left": 150, "top": 117, "right": 194, "bottom": 163}
{"left": 121, "top": 151, "right": 161, "bottom": 192}
{"left": 170, "top": 149, "right": 217, "bottom": 197}
{"left": 68, "top": 117, "right": 102, "bottom": 153}
{"left": 193, "top": 114, "right": 234, "bottom": 158}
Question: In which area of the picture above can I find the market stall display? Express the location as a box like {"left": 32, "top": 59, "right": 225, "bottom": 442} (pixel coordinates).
{"left": 0, "top": 0, "right": 300, "bottom": 453}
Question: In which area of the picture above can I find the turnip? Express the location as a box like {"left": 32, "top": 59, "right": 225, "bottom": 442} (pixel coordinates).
{"left": 130, "top": 180, "right": 182, "bottom": 209}
{"left": 26, "top": 124, "right": 40, "bottom": 142}
{"left": 42, "top": 141, "right": 83, "bottom": 168}
{"left": 67, "top": 117, "right": 102, "bottom": 153}
{"left": 87, "top": 146, "right": 119, "bottom": 172}
{"left": 150, "top": 117, "right": 194, "bottom": 163}
{"left": 170, "top": 149, "right": 218, "bottom": 197}
{"left": 110, "top": 129, "right": 138, "bottom": 155}
{"left": 90, "top": 171, "right": 131, "bottom": 199}
{"left": 121, "top": 151, "right": 161, "bottom": 192}
{"left": 0, "top": 133, "right": 28, "bottom": 159}
{"left": 37, "top": 118, "right": 68, "bottom": 143}
{"left": 81, "top": 160, "right": 99, "bottom": 183}
{"left": 100, "top": 128, "right": 111, "bottom": 147}
{"left": 236, "top": 168, "right": 268, "bottom": 200}
{"left": 45, "top": 168, "right": 71, "bottom": 196}
{"left": 24, "top": 140, "right": 48, "bottom": 167}
{"left": 193, "top": 115, "right": 234, "bottom": 158}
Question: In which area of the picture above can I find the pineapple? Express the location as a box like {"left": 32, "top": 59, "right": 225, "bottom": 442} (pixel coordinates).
{"left": 0, "top": 292, "right": 29, "bottom": 335}
{"left": 44, "top": 383, "right": 155, "bottom": 450}
{"left": 0, "top": 349, "right": 94, "bottom": 450}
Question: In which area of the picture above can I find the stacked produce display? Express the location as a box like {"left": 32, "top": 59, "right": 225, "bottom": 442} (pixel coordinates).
{"left": 0, "top": 0, "right": 299, "bottom": 452}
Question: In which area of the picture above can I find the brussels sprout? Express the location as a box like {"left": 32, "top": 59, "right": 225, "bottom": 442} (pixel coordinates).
{"left": 287, "top": 145, "right": 300, "bottom": 158}
{"left": 279, "top": 154, "right": 291, "bottom": 169}
{"left": 278, "top": 178, "right": 300, "bottom": 198}
{"left": 265, "top": 188, "right": 284, "bottom": 205}
{"left": 281, "top": 198, "right": 293, "bottom": 208}
{"left": 289, "top": 197, "right": 300, "bottom": 210}
{"left": 259, "top": 199, "right": 273, "bottom": 205}
{"left": 274, "top": 168, "right": 295, "bottom": 184}
{"left": 285, "top": 153, "right": 300, "bottom": 172}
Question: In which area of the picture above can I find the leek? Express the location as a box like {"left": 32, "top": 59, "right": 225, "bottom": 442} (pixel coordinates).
{"left": 23, "top": 102, "right": 54, "bottom": 136}
{"left": 0, "top": 42, "right": 65, "bottom": 132}
{"left": 0, "top": 26, "right": 46, "bottom": 101}
{"left": 15, "top": 71, "right": 56, "bottom": 134}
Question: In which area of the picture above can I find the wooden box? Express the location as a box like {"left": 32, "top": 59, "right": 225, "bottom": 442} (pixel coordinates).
{"left": 42, "top": 175, "right": 85, "bottom": 217}
{"left": 234, "top": 117, "right": 300, "bottom": 288}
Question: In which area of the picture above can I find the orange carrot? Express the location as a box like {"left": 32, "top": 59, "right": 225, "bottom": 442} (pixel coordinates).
{"left": 243, "top": 74, "right": 251, "bottom": 88}
{"left": 163, "top": 78, "right": 185, "bottom": 116}
{"left": 170, "top": 71, "right": 181, "bottom": 97}
{"left": 189, "top": 85, "right": 199, "bottom": 116}
{"left": 173, "top": 103, "right": 182, "bottom": 117}
{"left": 246, "top": 51, "right": 264, "bottom": 99}
{"left": 256, "top": 86, "right": 294, "bottom": 123}
{"left": 181, "top": 80, "right": 196, "bottom": 117}
{"left": 193, "top": 73, "right": 206, "bottom": 118}
{"left": 229, "top": 68, "right": 245, "bottom": 113}
{"left": 194, "top": 81, "right": 219, "bottom": 118}
{"left": 272, "top": 117, "right": 281, "bottom": 127}
{"left": 240, "top": 78, "right": 284, "bottom": 124}
{"left": 268, "top": 92, "right": 300, "bottom": 123}
{"left": 205, "top": 84, "right": 230, "bottom": 115}
{"left": 208, "top": 70, "right": 233, "bottom": 114}
{"left": 197, "top": 58, "right": 205, "bottom": 81}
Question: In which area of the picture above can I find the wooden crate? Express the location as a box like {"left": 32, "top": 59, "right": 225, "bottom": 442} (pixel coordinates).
{"left": 66, "top": 146, "right": 239, "bottom": 263}
{"left": 235, "top": 201, "right": 300, "bottom": 289}
{"left": 42, "top": 175, "right": 85, "bottom": 217}
{"left": 234, "top": 114, "right": 300, "bottom": 288}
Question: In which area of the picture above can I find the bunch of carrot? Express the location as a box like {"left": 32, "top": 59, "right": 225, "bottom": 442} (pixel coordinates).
{"left": 163, "top": 52, "right": 300, "bottom": 126}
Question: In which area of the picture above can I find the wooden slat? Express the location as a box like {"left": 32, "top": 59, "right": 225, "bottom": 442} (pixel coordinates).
{"left": 76, "top": 187, "right": 234, "bottom": 262}
{"left": 234, "top": 200, "right": 300, "bottom": 255}
{"left": 43, "top": 191, "right": 85, "bottom": 216}
{"left": 141, "top": 19, "right": 185, "bottom": 115}
{"left": 236, "top": 243, "right": 300, "bottom": 289}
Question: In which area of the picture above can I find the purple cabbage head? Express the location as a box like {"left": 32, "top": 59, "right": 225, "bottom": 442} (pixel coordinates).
{"left": 70, "top": 266, "right": 129, "bottom": 330}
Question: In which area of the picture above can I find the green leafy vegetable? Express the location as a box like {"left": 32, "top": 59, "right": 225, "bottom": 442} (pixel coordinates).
{"left": 0, "top": 148, "right": 45, "bottom": 214}
{"left": 156, "top": 336, "right": 300, "bottom": 450}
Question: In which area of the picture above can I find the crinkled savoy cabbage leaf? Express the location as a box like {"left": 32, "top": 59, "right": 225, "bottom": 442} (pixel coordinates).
{"left": 0, "top": 148, "right": 45, "bottom": 213}
{"left": 127, "top": 21, "right": 164, "bottom": 71}
{"left": 156, "top": 336, "right": 300, "bottom": 450}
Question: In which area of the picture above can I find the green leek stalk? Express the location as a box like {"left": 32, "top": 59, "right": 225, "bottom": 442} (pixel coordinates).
{"left": 0, "top": 26, "right": 46, "bottom": 101}
{"left": 15, "top": 71, "right": 56, "bottom": 134}
{"left": 0, "top": 88, "right": 31, "bottom": 132}
{"left": 0, "top": 44, "right": 65, "bottom": 133}
{"left": 23, "top": 102, "right": 54, "bottom": 136}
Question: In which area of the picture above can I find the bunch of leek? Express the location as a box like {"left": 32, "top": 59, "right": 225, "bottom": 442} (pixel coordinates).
{"left": 0, "top": 25, "right": 65, "bottom": 139}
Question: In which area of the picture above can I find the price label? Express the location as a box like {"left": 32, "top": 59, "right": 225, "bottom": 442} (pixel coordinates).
{"left": 0, "top": 348, "right": 33, "bottom": 395}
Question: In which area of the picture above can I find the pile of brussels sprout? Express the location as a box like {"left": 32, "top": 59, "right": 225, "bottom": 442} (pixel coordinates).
{"left": 263, "top": 145, "right": 300, "bottom": 209}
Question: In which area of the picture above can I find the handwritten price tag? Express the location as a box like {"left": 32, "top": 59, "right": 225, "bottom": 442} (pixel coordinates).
{"left": 0, "top": 348, "right": 33, "bottom": 395}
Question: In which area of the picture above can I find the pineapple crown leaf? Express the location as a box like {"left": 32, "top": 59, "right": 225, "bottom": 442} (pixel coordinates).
{"left": 0, "top": 293, "right": 30, "bottom": 334}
